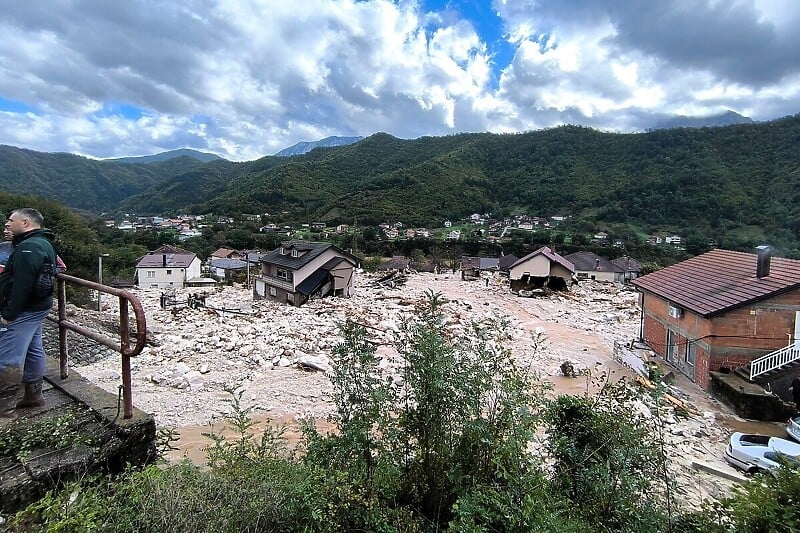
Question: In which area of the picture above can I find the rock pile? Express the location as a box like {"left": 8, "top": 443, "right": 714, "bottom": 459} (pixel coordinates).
{"left": 70, "top": 271, "right": 766, "bottom": 507}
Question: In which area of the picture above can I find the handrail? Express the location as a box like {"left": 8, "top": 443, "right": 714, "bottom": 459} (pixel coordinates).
{"left": 47, "top": 272, "right": 147, "bottom": 419}
{"left": 750, "top": 343, "right": 800, "bottom": 380}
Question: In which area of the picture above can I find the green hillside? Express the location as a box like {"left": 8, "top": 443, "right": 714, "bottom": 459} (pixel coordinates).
{"left": 0, "top": 147, "right": 217, "bottom": 213}
{"left": 3, "top": 115, "right": 800, "bottom": 255}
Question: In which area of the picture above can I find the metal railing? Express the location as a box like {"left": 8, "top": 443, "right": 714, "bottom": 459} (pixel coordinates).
{"left": 47, "top": 273, "right": 147, "bottom": 419}
{"left": 750, "top": 343, "right": 800, "bottom": 380}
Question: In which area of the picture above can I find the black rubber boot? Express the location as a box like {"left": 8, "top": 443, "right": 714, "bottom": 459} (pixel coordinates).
{"left": 16, "top": 378, "right": 45, "bottom": 409}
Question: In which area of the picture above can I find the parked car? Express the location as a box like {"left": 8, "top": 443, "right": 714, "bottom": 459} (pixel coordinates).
{"left": 786, "top": 415, "right": 800, "bottom": 442}
{"left": 724, "top": 432, "right": 800, "bottom": 474}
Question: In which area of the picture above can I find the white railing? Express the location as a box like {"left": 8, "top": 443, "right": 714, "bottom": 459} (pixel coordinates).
{"left": 750, "top": 343, "right": 800, "bottom": 380}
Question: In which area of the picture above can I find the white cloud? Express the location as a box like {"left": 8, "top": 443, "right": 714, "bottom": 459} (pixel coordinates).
{"left": 0, "top": 0, "right": 798, "bottom": 160}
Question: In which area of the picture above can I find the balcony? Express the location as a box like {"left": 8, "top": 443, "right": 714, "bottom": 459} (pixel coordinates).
{"left": 258, "top": 275, "right": 294, "bottom": 292}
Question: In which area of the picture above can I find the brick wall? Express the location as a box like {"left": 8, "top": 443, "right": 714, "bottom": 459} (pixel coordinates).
{"left": 640, "top": 288, "right": 800, "bottom": 390}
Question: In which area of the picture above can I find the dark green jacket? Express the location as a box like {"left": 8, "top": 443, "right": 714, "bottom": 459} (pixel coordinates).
{"left": 0, "top": 228, "right": 57, "bottom": 321}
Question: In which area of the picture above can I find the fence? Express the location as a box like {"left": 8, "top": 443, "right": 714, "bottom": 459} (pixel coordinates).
{"left": 47, "top": 272, "right": 147, "bottom": 419}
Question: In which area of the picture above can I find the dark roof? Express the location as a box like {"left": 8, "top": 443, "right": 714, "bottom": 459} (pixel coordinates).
{"left": 296, "top": 268, "right": 331, "bottom": 296}
{"left": 510, "top": 246, "right": 575, "bottom": 273}
{"left": 612, "top": 256, "right": 641, "bottom": 272}
{"left": 320, "top": 257, "right": 347, "bottom": 270}
{"left": 479, "top": 257, "right": 500, "bottom": 270}
{"left": 632, "top": 249, "right": 800, "bottom": 317}
{"left": 136, "top": 250, "right": 197, "bottom": 268}
{"left": 498, "top": 254, "right": 518, "bottom": 271}
{"left": 261, "top": 241, "right": 359, "bottom": 270}
{"left": 564, "top": 251, "right": 623, "bottom": 273}
{"left": 209, "top": 258, "right": 248, "bottom": 270}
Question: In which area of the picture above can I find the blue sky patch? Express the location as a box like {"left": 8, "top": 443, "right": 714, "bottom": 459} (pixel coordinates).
{"left": 0, "top": 97, "right": 38, "bottom": 114}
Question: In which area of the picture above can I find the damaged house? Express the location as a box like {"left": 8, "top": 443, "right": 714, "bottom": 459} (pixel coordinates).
{"left": 508, "top": 246, "right": 575, "bottom": 292}
{"left": 253, "top": 241, "right": 359, "bottom": 306}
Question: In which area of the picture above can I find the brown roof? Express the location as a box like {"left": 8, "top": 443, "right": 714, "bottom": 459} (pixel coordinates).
{"left": 510, "top": 246, "right": 575, "bottom": 273}
{"left": 632, "top": 249, "right": 800, "bottom": 317}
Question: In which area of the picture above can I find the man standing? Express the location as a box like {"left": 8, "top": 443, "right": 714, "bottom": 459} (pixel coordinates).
{"left": 0, "top": 208, "right": 57, "bottom": 419}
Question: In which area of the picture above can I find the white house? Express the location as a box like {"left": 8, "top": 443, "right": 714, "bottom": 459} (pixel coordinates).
{"left": 135, "top": 245, "right": 202, "bottom": 289}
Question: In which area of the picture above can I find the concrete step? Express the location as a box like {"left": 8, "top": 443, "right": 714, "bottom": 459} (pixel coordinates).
{"left": 0, "top": 358, "right": 156, "bottom": 514}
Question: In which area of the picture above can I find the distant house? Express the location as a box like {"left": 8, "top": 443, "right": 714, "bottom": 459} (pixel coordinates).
{"left": 445, "top": 230, "right": 461, "bottom": 242}
{"left": 509, "top": 246, "right": 575, "bottom": 292}
{"left": 211, "top": 247, "right": 241, "bottom": 260}
{"left": 209, "top": 258, "right": 248, "bottom": 280}
{"left": 611, "top": 256, "right": 642, "bottom": 283}
{"left": 135, "top": 245, "right": 202, "bottom": 289}
{"left": 460, "top": 256, "right": 501, "bottom": 280}
{"left": 632, "top": 247, "right": 800, "bottom": 388}
{"left": 564, "top": 251, "right": 624, "bottom": 283}
{"left": 253, "top": 241, "right": 359, "bottom": 306}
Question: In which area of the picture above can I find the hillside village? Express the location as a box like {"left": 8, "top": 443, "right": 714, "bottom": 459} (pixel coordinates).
{"left": 106, "top": 211, "right": 684, "bottom": 250}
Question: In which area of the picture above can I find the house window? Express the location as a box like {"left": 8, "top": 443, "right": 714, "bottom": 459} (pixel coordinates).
{"left": 276, "top": 268, "right": 293, "bottom": 282}
{"left": 291, "top": 249, "right": 299, "bottom": 257}
{"left": 166, "top": 269, "right": 172, "bottom": 275}
{"left": 685, "top": 342, "right": 696, "bottom": 366}
{"left": 269, "top": 287, "right": 277, "bottom": 297}
{"left": 147, "top": 271, "right": 155, "bottom": 278}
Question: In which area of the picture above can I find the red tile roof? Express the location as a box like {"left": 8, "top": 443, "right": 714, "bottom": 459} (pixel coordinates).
{"left": 632, "top": 249, "right": 800, "bottom": 317}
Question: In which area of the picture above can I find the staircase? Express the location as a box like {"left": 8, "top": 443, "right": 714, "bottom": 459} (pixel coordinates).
{"left": 748, "top": 343, "right": 800, "bottom": 381}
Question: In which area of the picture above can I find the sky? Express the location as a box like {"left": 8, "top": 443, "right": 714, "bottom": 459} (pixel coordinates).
{"left": 1, "top": 0, "right": 799, "bottom": 161}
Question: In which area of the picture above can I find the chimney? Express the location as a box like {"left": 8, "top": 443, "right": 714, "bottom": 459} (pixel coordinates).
{"left": 756, "top": 245, "right": 772, "bottom": 278}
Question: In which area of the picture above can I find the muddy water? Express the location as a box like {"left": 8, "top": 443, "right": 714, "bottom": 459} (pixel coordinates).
{"left": 163, "top": 415, "right": 336, "bottom": 467}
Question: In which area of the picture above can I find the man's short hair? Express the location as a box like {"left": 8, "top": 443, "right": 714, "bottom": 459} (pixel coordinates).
{"left": 12, "top": 208, "right": 44, "bottom": 227}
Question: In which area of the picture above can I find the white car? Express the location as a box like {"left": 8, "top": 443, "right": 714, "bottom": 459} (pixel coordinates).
{"left": 723, "top": 432, "right": 800, "bottom": 474}
{"left": 786, "top": 415, "right": 800, "bottom": 442}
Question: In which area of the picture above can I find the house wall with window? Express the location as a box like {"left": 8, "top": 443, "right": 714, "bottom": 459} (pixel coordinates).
{"left": 135, "top": 257, "right": 201, "bottom": 289}
{"left": 640, "top": 290, "right": 800, "bottom": 388}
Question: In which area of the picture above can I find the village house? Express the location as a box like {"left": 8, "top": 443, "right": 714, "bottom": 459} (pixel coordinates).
{"left": 445, "top": 230, "right": 461, "bottom": 242}
{"left": 611, "top": 256, "right": 642, "bottom": 283}
{"left": 632, "top": 246, "right": 800, "bottom": 389}
{"left": 211, "top": 247, "right": 241, "bottom": 260}
{"left": 253, "top": 241, "right": 359, "bottom": 306}
{"left": 508, "top": 246, "right": 575, "bottom": 292}
{"left": 460, "top": 256, "right": 500, "bottom": 280}
{"left": 564, "top": 251, "right": 624, "bottom": 283}
{"left": 135, "top": 245, "right": 203, "bottom": 289}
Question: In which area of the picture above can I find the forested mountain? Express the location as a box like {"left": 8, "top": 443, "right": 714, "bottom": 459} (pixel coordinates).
{"left": 107, "top": 148, "right": 222, "bottom": 164}
{"left": 0, "top": 146, "right": 217, "bottom": 212}
{"left": 2, "top": 115, "right": 800, "bottom": 255}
